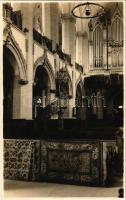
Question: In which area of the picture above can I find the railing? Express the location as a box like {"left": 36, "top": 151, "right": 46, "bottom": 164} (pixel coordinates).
{"left": 56, "top": 44, "right": 72, "bottom": 65}
{"left": 33, "top": 28, "right": 52, "bottom": 52}
{"left": 75, "top": 62, "right": 83, "bottom": 73}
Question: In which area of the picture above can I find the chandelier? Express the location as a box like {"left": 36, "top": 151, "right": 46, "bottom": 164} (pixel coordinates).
{"left": 71, "top": 2, "right": 106, "bottom": 19}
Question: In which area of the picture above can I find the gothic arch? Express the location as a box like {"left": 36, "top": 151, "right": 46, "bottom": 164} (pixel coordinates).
{"left": 111, "top": 6, "right": 123, "bottom": 42}
{"left": 75, "top": 76, "right": 83, "bottom": 96}
{"left": 111, "top": 3, "right": 123, "bottom": 22}
{"left": 93, "top": 22, "right": 103, "bottom": 33}
{"left": 34, "top": 54, "right": 56, "bottom": 90}
{"left": 3, "top": 26, "right": 27, "bottom": 83}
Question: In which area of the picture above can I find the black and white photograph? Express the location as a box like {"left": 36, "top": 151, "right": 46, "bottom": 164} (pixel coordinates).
{"left": 1, "top": 0, "right": 125, "bottom": 198}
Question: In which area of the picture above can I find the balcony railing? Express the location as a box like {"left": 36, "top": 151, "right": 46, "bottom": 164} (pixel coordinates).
{"left": 56, "top": 44, "right": 72, "bottom": 65}
{"left": 75, "top": 63, "right": 83, "bottom": 73}
{"left": 33, "top": 28, "right": 52, "bottom": 52}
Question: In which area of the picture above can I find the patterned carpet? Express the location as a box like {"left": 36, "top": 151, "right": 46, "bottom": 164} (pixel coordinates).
{"left": 4, "top": 139, "right": 116, "bottom": 186}
{"left": 4, "top": 139, "right": 40, "bottom": 181}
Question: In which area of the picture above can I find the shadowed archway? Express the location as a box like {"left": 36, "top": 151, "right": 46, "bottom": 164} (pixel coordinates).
{"left": 3, "top": 46, "right": 21, "bottom": 122}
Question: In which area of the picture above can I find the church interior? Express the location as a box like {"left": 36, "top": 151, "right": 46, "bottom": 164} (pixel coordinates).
{"left": 3, "top": 1, "right": 124, "bottom": 197}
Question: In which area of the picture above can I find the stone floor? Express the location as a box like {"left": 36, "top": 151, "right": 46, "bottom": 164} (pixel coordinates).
{"left": 3, "top": 179, "right": 123, "bottom": 198}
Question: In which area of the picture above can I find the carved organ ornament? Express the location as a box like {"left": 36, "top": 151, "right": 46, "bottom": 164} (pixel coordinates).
{"left": 3, "top": 22, "right": 28, "bottom": 84}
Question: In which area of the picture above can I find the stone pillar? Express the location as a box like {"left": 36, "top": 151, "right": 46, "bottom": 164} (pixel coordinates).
{"left": 91, "top": 92, "right": 97, "bottom": 115}
{"left": 81, "top": 99, "right": 86, "bottom": 120}
{"left": 76, "top": 31, "right": 88, "bottom": 73}
{"left": 20, "top": 4, "right": 34, "bottom": 119}
{"left": 62, "top": 13, "right": 76, "bottom": 64}
{"left": 76, "top": 32, "right": 83, "bottom": 65}
{"left": 96, "top": 90, "right": 103, "bottom": 119}
{"left": 83, "top": 35, "right": 88, "bottom": 74}
{"left": 81, "top": 88, "right": 87, "bottom": 120}
{"left": 13, "top": 75, "right": 20, "bottom": 119}
{"left": 62, "top": 14, "right": 76, "bottom": 118}
{"left": 68, "top": 98, "right": 74, "bottom": 118}
{"left": 42, "top": 3, "right": 51, "bottom": 38}
{"left": 43, "top": 3, "right": 59, "bottom": 50}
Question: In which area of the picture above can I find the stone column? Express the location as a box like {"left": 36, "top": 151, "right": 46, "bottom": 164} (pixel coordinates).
{"left": 62, "top": 13, "right": 76, "bottom": 64}
{"left": 68, "top": 98, "right": 74, "bottom": 118}
{"left": 80, "top": 108, "right": 86, "bottom": 120}
{"left": 83, "top": 35, "right": 88, "bottom": 74}
{"left": 13, "top": 75, "right": 20, "bottom": 119}
{"left": 76, "top": 31, "right": 88, "bottom": 73}
{"left": 76, "top": 32, "right": 83, "bottom": 65}
{"left": 81, "top": 90, "right": 87, "bottom": 120}
{"left": 62, "top": 13, "right": 76, "bottom": 118}
{"left": 43, "top": 3, "right": 59, "bottom": 50}
{"left": 91, "top": 92, "right": 97, "bottom": 115}
{"left": 20, "top": 4, "right": 34, "bottom": 119}
{"left": 96, "top": 89, "right": 103, "bottom": 119}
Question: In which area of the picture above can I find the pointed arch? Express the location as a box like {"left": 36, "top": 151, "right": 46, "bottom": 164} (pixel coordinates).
{"left": 111, "top": 3, "right": 123, "bottom": 20}
{"left": 75, "top": 76, "right": 85, "bottom": 97}
{"left": 3, "top": 30, "right": 27, "bottom": 83}
{"left": 111, "top": 7, "right": 123, "bottom": 43}
{"left": 34, "top": 54, "right": 56, "bottom": 90}
{"left": 111, "top": 17, "right": 123, "bottom": 43}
